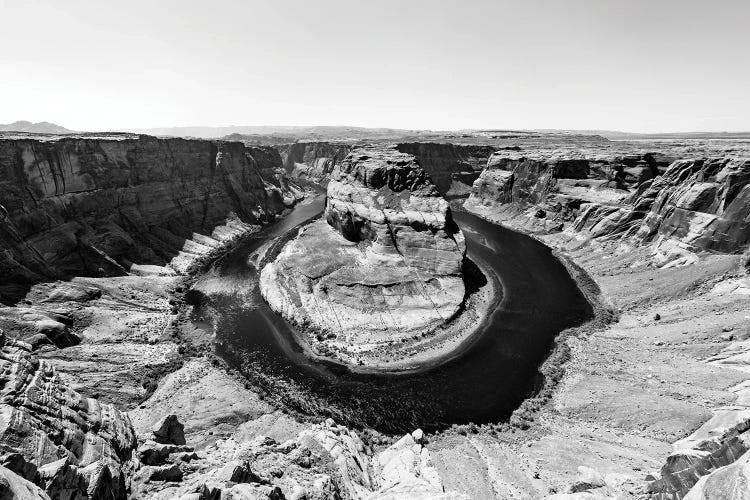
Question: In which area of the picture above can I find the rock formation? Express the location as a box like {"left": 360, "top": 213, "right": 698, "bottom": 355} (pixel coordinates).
{"left": 261, "top": 146, "right": 466, "bottom": 361}
{"left": 1, "top": 128, "right": 748, "bottom": 500}
{"left": 395, "top": 143, "right": 495, "bottom": 199}
{"left": 0, "top": 330, "right": 137, "bottom": 499}
{"left": 576, "top": 157, "right": 750, "bottom": 254}
{"left": 277, "top": 141, "right": 353, "bottom": 183}
{"left": 274, "top": 141, "right": 496, "bottom": 199}
{"left": 682, "top": 451, "right": 750, "bottom": 500}
{"left": 466, "top": 150, "right": 750, "bottom": 258}
{"left": 131, "top": 416, "right": 467, "bottom": 500}
{"left": 0, "top": 134, "right": 303, "bottom": 286}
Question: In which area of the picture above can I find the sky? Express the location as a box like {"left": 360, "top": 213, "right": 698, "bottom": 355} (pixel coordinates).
{"left": 1, "top": 0, "right": 748, "bottom": 133}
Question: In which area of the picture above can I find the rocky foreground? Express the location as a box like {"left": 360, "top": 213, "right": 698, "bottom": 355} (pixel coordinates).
{"left": 260, "top": 146, "right": 470, "bottom": 366}
{"left": 0, "top": 328, "right": 469, "bottom": 499}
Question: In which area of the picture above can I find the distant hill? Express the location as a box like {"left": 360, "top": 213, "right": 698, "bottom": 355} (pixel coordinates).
{"left": 119, "top": 125, "right": 441, "bottom": 140}
{"left": 531, "top": 129, "right": 750, "bottom": 141}
{"left": 0, "top": 121, "right": 74, "bottom": 134}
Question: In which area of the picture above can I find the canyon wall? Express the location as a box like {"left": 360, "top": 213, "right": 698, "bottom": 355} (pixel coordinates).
{"left": 276, "top": 141, "right": 496, "bottom": 200}
{"left": 395, "top": 143, "right": 496, "bottom": 199}
{"left": 465, "top": 151, "right": 750, "bottom": 256}
{"left": 276, "top": 141, "right": 353, "bottom": 183}
{"left": 0, "top": 135, "right": 303, "bottom": 286}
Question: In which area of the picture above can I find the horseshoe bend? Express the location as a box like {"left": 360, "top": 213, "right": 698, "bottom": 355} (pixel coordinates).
{"left": 259, "top": 146, "right": 488, "bottom": 368}
{"left": 3, "top": 2, "right": 750, "bottom": 497}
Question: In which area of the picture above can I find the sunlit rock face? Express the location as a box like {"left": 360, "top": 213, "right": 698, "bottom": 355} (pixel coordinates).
{"left": 573, "top": 157, "right": 750, "bottom": 253}
{"left": 467, "top": 152, "right": 590, "bottom": 208}
{"left": 0, "top": 330, "right": 137, "bottom": 499}
{"left": 465, "top": 150, "right": 750, "bottom": 258}
{"left": 261, "top": 146, "right": 466, "bottom": 353}
{"left": 395, "top": 142, "right": 496, "bottom": 199}
{"left": 325, "top": 147, "right": 466, "bottom": 276}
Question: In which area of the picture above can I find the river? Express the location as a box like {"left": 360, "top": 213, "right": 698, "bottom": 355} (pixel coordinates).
{"left": 207, "top": 195, "right": 592, "bottom": 433}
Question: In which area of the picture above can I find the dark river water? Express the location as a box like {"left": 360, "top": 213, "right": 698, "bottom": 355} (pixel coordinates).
{"left": 207, "top": 196, "right": 592, "bottom": 434}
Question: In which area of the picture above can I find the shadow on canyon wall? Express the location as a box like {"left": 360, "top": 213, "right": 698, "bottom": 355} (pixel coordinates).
{"left": 0, "top": 134, "right": 304, "bottom": 305}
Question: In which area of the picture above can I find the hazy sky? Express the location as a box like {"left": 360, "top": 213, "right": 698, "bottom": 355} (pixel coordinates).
{"left": 2, "top": 0, "right": 748, "bottom": 132}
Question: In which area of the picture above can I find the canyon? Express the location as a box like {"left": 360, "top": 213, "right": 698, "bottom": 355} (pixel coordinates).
{"left": 0, "top": 129, "right": 748, "bottom": 499}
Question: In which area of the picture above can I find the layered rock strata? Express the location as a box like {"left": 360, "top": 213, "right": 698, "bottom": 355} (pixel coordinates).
{"left": 261, "top": 146, "right": 466, "bottom": 360}
{"left": 395, "top": 143, "right": 496, "bottom": 199}
{"left": 0, "top": 134, "right": 303, "bottom": 286}
{"left": 277, "top": 141, "right": 353, "bottom": 183}
{"left": 466, "top": 151, "right": 750, "bottom": 258}
{"left": 130, "top": 415, "right": 467, "bottom": 500}
{"left": 275, "top": 141, "right": 496, "bottom": 199}
{"left": 0, "top": 330, "right": 137, "bottom": 499}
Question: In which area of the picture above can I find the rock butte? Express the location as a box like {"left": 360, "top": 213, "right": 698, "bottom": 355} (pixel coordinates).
{"left": 260, "top": 146, "right": 467, "bottom": 361}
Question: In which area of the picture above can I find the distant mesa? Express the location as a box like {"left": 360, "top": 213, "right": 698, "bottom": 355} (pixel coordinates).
{"left": 0, "top": 120, "right": 74, "bottom": 134}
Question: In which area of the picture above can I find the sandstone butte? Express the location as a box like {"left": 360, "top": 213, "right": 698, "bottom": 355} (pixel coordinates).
{"left": 260, "top": 146, "right": 467, "bottom": 363}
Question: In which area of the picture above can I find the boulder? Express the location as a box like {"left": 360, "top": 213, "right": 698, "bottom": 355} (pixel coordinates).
{"left": 0, "top": 465, "right": 51, "bottom": 500}
{"left": 137, "top": 441, "right": 182, "bottom": 466}
{"left": 45, "top": 283, "right": 102, "bottom": 302}
{"left": 569, "top": 466, "right": 607, "bottom": 493}
{"left": 683, "top": 451, "right": 750, "bottom": 499}
{"left": 140, "top": 463, "right": 183, "bottom": 482}
{"left": 214, "top": 460, "right": 257, "bottom": 484}
{"left": 152, "top": 414, "right": 187, "bottom": 445}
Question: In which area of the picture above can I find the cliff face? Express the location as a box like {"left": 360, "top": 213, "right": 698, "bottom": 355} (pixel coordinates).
{"left": 395, "top": 143, "right": 496, "bottom": 199}
{"left": 465, "top": 150, "right": 750, "bottom": 256}
{"left": 469, "top": 153, "right": 589, "bottom": 205}
{"left": 276, "top": 141, "right": 496, "bottom": 200}
{"left": 0, "top": 135, "right": 303, "bottom": 284}
{"left": 574, "top": 157, "right": 750, "bottom": 253}
{"left": 325, "top": 147, "right": 466, "bottom": 277}
{"left": 276, "top": 141, "right": 353, "bottom": 183}
{"left": 260, "top": 146, "right": 466, "bottom": 362}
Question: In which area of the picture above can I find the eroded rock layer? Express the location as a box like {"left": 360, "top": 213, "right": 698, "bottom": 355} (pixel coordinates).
{"left": 466, "top": 151, "right": 750, "bottom": 258}
{"left": 0, "top": 330, "right": 137, "bottom": 499}
{"left": 261, "top": 146, "right": 466, "bottom": 357}
{"left": 0, "top": 134, "right": 303, "bottom": 286}
{"left": 395, "top": 143, "right": 496, "bottom": 199}
{"left": 277, "top": 141, "right": 353, "bottom": 183}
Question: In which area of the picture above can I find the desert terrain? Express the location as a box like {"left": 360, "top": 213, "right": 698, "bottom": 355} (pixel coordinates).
{"left": 0, "top": 126, "right": 748, "bottom": 499}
